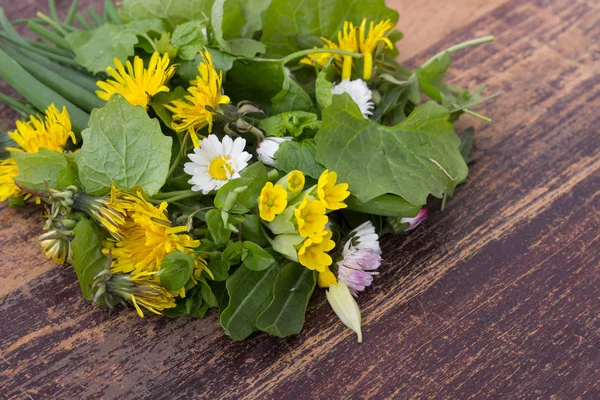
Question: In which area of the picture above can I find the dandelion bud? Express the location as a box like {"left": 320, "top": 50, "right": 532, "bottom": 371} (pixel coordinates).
{"left": 257, "top": 136, "right": 292, "bottom": 167}
{"left": 326, "top": 281, "right": 363, "bottom": 343}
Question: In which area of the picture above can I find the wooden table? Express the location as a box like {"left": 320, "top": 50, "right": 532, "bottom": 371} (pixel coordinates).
{"left": 1, "top": 0, "right": 599, "bottom": 398}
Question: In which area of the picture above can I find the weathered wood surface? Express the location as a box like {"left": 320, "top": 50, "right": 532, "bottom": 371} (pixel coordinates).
{"left": 1, "top": 0, "right": 599, "bottom": 398}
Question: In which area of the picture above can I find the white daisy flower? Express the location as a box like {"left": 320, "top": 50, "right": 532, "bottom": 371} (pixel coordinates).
{"left": 331, "top": 79, "right": 374, "bottom": 119}
{"left": 184, "top": 134, "right": 252, "bottom": 194}
{"left": 256, "top": 136, "right": 292, "bottom": 167}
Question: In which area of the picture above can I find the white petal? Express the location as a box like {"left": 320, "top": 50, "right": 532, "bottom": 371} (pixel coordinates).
{"left": 222, "top": 135, "right": 233, "bottom": 156}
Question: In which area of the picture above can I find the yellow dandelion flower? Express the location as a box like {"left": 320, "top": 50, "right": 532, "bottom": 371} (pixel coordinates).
{"left": 101, "top": 191, "right": 204, "bottom": 276}
{"left": 259, "top": 182, "right": 288, "bottom": 222}
{"left": 299, "top": 38, "right": 342, "bottom": 69}
{"left": 358, "top": 18, "right": 395, "bottom": 80}
{"left": 96, "top": 52, "right": 176, "bottom": 109}
{"left": 8, "top": 104, "right": 75, "bottom": 154}
{"left": 105, "top": 272, "right": 177, "bottom": 318}
{"left": 166, "top": 50, "right": 231, "bottom": 148}
{"left": 286, "top": 170, "right": 305, "bottom": 194}
{"left": 73, "top": 184, "right": 132, "bottom": 240}
{"left": 318, "top": 170, "right": 350, "bottom": 211}
{"left": 318, "top": 266, "right": 338, "bottom": 288}
{"left": 337, "top": 20, "right": 359, "bottom": 80}
{"left": 298, "top": 230, "right": 336, "bottom": 272}
{"left": 0, "top": 158, "right": 22, "bottom": 202}
{"left": 294, "top": 195, "right": 328, "bottom": 238}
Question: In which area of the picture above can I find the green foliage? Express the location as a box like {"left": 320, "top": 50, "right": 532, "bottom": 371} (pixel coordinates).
{"left": 274, "top": 139, "right": 325, "bottom": 179}
{"left": 71, "top": 217, "right": 108, "bottom": 301}
{"left": 241, "top": 241, "right": 275, "bottom": 271}
{"left": 150, "top": 86, "right": 188, "bottom": 126}
{"left": 120, "top": 0, "right": 214, "bottom": 29}
{"left": 76, "top": 96, "right": 172, "bottom": 196}
{"left": 159, "top": 251, "right": 195, "bottom": 290}
{"left": 459, "top": 128, "right": 476, "bottom": 165}
{"left": 256, "top": 263, "right": 316, "bottom": 337}
{"left": 315, "top": 95, "right": 468, "bottom": 206}
{"left": 214, "top": 162, "right": 268, "bottom": 214}
{"left": 12, "top": 149, "right": 75, "bottom": 194}
{"left": 205, "top": 209, "right": 232, "bottom": 245}
{"left": 220, "top": 263, "right": 283, "bottom": 340}
{"left": 66, "top": 24, "right": 139, "bottom": 74}
{"left": 261, "top": 0, "right": 398, "bottom": 57}
{"left": 259, "top": 111, "right": 320, "bottom": 138}
{"left": 170, "top": 21, "right": 208, "bottom": 60}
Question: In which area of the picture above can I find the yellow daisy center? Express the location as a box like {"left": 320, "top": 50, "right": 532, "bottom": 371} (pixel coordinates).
{"left": 209, "top": 156, "right": 233, "bottom": 180}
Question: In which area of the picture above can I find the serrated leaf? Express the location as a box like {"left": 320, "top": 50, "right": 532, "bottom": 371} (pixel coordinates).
{"left": 220, "top": 263, "right": 283, "bottom": 340}
{"left": 259, "top": 111, "right": 320, "bottom": 138}
{"left": 171, "top": 21, "right": 208, "bottom": 61}
{"left": 120, "top": 0, "right": 214, "bottom": 29}
{"left": 12, "top": 149, "right": 74, "bottom": 194}
{"left": 274, "top": 139, "right": 325, "bottom": 179}
{"left": 256, "top": 263, "right": 316, "bottom": 337}
{"left": 150, "top": 86, "right": 188, "bottom": 126}
{"left": 71, "top": 217, "right": 108, "bottom": 301}
{"left": 261, "top": 0, "right": 398, "bottom": 57}
{"left": 76, "top": 96, "right": 172, "bottom": 196}
{"left": 315, "top": 95, "right": 468, "bottom": 205}
{"left": 66, "top": 24, "right": 138, "bottom": 74}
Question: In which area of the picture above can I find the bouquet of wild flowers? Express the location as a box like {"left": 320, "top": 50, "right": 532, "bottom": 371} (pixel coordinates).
{"left": 0, "top": 0, "right": 496, "bottom": 341}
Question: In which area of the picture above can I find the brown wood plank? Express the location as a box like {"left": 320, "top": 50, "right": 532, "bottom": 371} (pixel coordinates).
{"left": 1, "top": 0, "right": 599, "bottom": 398}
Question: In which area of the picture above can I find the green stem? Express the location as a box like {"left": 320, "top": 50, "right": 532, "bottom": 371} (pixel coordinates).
{"left": 149, "top": 191, "right": 202, "bottom": 204}
{"left": 86, "top": 7, "right": 103, "bottom": 26}
{"left": 103, "top": 0, "right": 122, "bottom": 24}
{"left": 277, "top": 48, "right": 364, "bottom": 66}
{"left": 0, "top": 92, "right": 38, "bottom": 115}
{"left": 64, "top": 0, "right": 79, "bottom": 25}
{"left": 140, "top": 33, "right": 159, "bottom": 53}
{"left": 75, "top": 13, "right": 91, "bottom": 30}
{"left": 167, "top": 152, "right": 183, "bottom": 178}
{"left": 27, "top": 38, "right": 73, "bottom": 57}
{"left": 27, "top": 20, "right": 72, "bottom": 51}
{"left": 36, "top": 12, "right": 69, "bottom": 37}
{"left": 267, "top": 169, "right": 279, "bottom": 182}
{"left": 463, "top": 108, "right": 492, "bottom": 122}
{"left": 48, "top": 0, "right": 60, "bottom": 22}
{"left": 153, "top": 190, "right": 193, "bottom": 200}
{"left": 422, "top": 36, "right": 495, "bottom": 70}
{"left": 0, "top": 31, "right": 78, "bottom": 65}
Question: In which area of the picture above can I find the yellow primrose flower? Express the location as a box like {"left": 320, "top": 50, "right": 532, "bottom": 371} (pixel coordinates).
{"left": 102, "top": 191, "right": 205, "bottom": 276}
{"left": 8, "top": 104, "right": 75, "bottom": 154}
{"left": 299, "top": 37, "right": 342, "bottom": 69}
{"left": 259, "top": 182, "right": 288, "bottom": 222}
{"left": 96, "top": 51, "right": 176, "bottom": 109}
{"left": 294, "top": 195, "right": 328, "bottom": 238}
{"left": 318, "top": 170, "right": 350, "bottom": 210}
{"left": 337, "top": 20, "right": 359, "bottom": 80}
{"left": 358, "top": 19, "right": 395, "bottom": 80}
{"left": 318, "top": 266, "right": 338, "bottom": 288}
{"left": 0, "top": 158, "right": 21, "bottom": 202}
{"left": 286, "top": 170, "right": 305, "bottom": 194}
{"left": 166, "top": 50, "right": 231, "bottom": 148}
{"left": 298, "top": 230, "right": 336, "bottom": 272}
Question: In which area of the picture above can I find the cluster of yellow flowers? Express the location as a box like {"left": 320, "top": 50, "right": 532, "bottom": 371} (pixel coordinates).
{"left": 0, "top": 104, "right": 75, "bottom": 203}
{"left": 97, "top": 49, "right": 229, "bottom": 149}
{"left": 300, "top": 18, "right": 395, "bottom": 81}
{"left": 258, "top": 169, "right": 350, "bottom": 287}
{"left": 82, "top": 185, "right": 207, "bottom": 317}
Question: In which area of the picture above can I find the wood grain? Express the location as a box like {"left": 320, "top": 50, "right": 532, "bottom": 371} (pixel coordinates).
{"left": 1, "top": 0, "right": 599, "bottom": 399}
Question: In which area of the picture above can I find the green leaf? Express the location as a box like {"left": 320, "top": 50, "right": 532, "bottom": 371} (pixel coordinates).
{"left": 459, "top": 127, "right": 475, "bottom": 165}
{"left": 220, "top": 263, "right": 283, "bottom": 340}
{"left": 222, "top": 241, "right": 243, "bottom": 265}
{"left": 207, "top": 255, "right": 230, "bottom": 281}
{"left": 225, "top": 60, "right": 312, "bottom": 112}
{"left": 345, "top": 194, "right": 420, "bottom": 217}
{"left": 76, "top": 96, "right": 172, "bottom": 196}
{"left": 71, "top": 217, "right": 108, "bottom": 301}
{"left": 200, "top": 279, "right": 219, "bottom": 307}
{"left": 241, "top": 214, "right": 269, "bottom": 246}
{"left": 242, "top": 241, "right": 275, "bottom": 271}
{"left": 159, "top": 251, "right": 194, "bottom": 291}
{"left": 315, "top": 60, "right": 336, "bottom": 110}
{"left": 171, "top": 21, "right": 208, "bottom": 61}
{"left": 261, "top": 0, "right": 398, "bottom": 57}
{"left": 205, "top": 208, "right": 232, "bottom": 245}
{"left": 315, "top": 95, "right": 468, "bottom": 205}
{"left": 150, "top": 86, "right": 188, "bottom": 126}
{"left": 256, "top": 263, "right": 316, "bottom": 337}
{"left": 120, "top": 0, "right": 214, "bottom": 29}
{"left": 213, "top": 162, "right": 267, "bottom": 214}
{"left": 274, "top": 139, "right": 325, "bottom": 179}
{"left": 12, "top": 149, "right": 74, "bottom": 194}
{"left": 177, "top": 48, "right": 237, "bottom": 81}
{"left": 227, "top": 38, "right": 266, "bottom": 58}
{"left": 66, "top": 24, "right": 138, "bottom": 74}
{"left": 259, "top": 111, "right": 320, "bottom": 138}
{"left": 210, "top": 0, "right": 231, "bottom": 52}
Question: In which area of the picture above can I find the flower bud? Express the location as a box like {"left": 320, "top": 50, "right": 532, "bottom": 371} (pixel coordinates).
{"left": 326, "top": 281, "right": 363, "bottom": 343}
{"left": 400, "top": 208, "right": 428, "bottom": 231}
{"left": 257, "top": 136, "right": 292, "bottom": 167}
